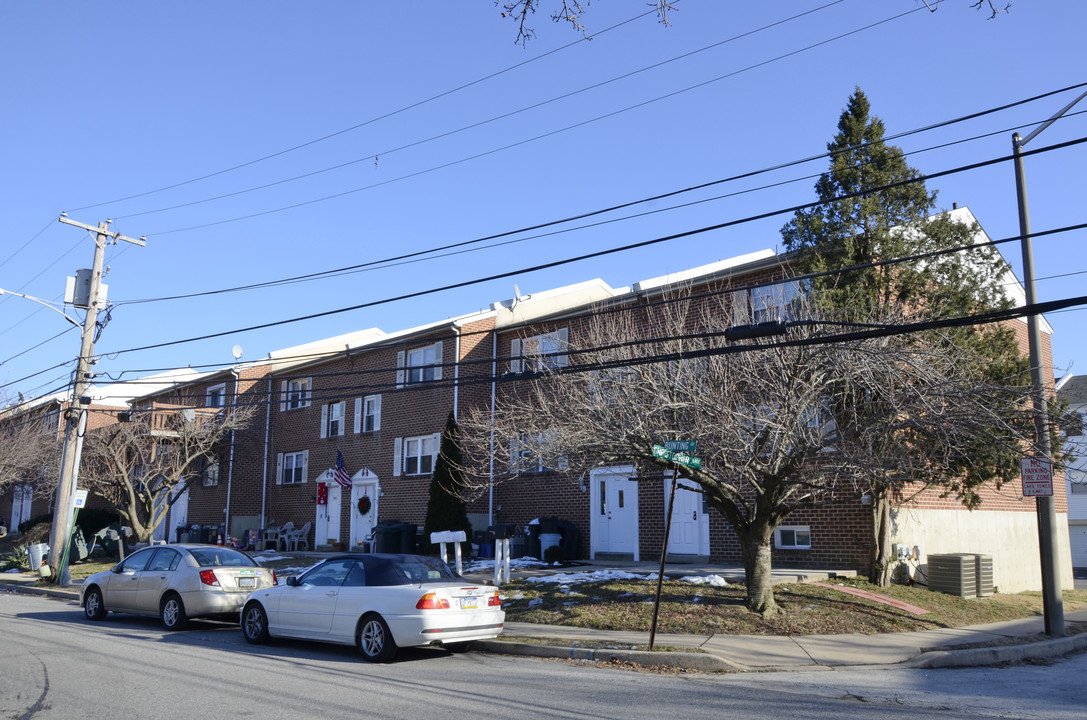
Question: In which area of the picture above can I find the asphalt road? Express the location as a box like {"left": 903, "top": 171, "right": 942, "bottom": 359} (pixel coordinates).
{"left": 3, "top": 591, "right": 1086, "bottom": 720}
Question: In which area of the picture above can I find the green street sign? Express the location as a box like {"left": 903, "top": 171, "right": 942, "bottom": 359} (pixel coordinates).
{"left": 664, "top": 440, "right": 696, "bottom": 453}
{"left": 652, "top": 444, "right": 702, "bottom": 470}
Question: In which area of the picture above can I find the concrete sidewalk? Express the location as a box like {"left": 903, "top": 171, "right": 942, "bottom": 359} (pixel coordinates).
{"left": 3, "top": 557, "right": 1085, "bottom": 674}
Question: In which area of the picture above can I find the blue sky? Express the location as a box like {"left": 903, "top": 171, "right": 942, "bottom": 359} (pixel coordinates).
{"left": 2, "top": 1, "right": 1085, "bottom": 403}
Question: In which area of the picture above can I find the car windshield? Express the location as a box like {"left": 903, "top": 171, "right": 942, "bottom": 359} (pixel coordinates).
{"left": 189, "top": 547, "right": 257, "bottom": 567}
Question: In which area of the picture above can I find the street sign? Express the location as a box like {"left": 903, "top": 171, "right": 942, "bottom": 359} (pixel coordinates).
{"left": 652, "top": 444, "right": 703, "bottom": 470}
{"left": 664, "top": 440, "right": 697, "bottom": 453}
{"left": 1020, "top": 457, "right": 1053, "bottom": 497}
{"left": 73, "top": 489, "right": 89, "bottom": 509}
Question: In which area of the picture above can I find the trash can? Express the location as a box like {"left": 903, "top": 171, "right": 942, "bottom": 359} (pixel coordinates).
{"left": 399, "top": 523, "right": 417, "bottom": 554}
{"left": 540, "top": 532, "right": 563, "bottom": 561}
{"left": 557, "top": 519, "right": 580, "bottom": 561}
{"left": 28, "top": 543, "right": 49, "bottom": 570}
{"left": 525, "top": 524, "right": 541, "bottom": 559}
{"left": 375, "top": 523, "right": 399, "bottom": 554}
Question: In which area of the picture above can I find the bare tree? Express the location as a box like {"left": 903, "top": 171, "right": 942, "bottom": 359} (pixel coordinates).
{"left": 0, "top": 401, "right": 62, "bottom": 523}
{"left": 458, "top": 291, "right": 1033, "bottom": 613}
{"left": 79, "top": 405, "right": 255, "bottom": 544}
{"left": 499, "top": 1, "right": 675, "bottom": 46}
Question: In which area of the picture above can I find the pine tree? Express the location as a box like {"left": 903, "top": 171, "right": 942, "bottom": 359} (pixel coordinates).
{"left": 423, "top": 413, "right": 473, "bottom": 558}
{"left": 781, "top": 88, "right": 1027, "bottom": 586}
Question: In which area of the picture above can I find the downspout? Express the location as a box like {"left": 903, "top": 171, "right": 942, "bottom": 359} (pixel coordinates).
{"left": 452, "top": 323, "right": 461, "bottom": 420}
{"left": 260, "top": 376, "right": 272, "bottom": 529}
{"left": 489, "top": 331, "right": 496, "bottom": 526}
{"left": 224, "top": 368, "right": 239, "bottom": 539}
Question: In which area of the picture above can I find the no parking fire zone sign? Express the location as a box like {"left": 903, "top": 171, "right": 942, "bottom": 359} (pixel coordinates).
{"left": 1020, "top": 457, "right": 1053, "bottom": 497}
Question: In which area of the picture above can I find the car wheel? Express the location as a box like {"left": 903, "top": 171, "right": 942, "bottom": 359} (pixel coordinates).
{"left": 242, "top": 602, "right": 270, "bottom": 644}
{"left": 160, "top": 593, "right": 189, "bottom": 630}
{"left": 444, "top": 641, "right": 476, "bottom": 654}
{"left": 358, "top": 614, "right": 397, "bottom": 663}
{"left": 84, "top": 586, "right": 108, "bottom": 621}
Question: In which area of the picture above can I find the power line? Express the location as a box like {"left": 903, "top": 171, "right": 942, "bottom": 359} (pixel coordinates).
{"left": 94, "top": 135, "right": 1087, "bottom": 358}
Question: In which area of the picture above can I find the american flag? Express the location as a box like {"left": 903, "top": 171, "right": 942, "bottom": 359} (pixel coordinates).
{"left": 332, "top": 450, "right": 352, "bottom": 488}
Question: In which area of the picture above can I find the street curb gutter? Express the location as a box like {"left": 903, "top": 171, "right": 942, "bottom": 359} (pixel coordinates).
{"left": 0, "top": 582, "right": 80, "bottom": 602}
{"left": 477, "top": 639, "right": 742, "bottom": 673}
{"left": 910, "top": 632, "right": 1087, "bottom": 669}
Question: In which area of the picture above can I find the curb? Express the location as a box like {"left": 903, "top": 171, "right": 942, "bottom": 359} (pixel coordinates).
{"left": 476, "top": 639, "right": 741, "bottom": 673}
{"left": 909, "top": 632, "right": 1087, "bottom": 669}
{"left": 0, "top": 582, "right": 81, "bottom": 602}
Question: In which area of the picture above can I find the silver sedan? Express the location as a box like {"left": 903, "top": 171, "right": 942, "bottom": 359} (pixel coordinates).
{"left": 80, "top": 544, "right": 276, "bottom": 630}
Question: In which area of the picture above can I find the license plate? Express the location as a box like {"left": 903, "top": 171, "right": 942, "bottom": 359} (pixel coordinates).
{"left": 459, "top": 597, "right": 477, "bottom": 610}
{"left": 239, "top": 577, "right": 255, "bottom": 587}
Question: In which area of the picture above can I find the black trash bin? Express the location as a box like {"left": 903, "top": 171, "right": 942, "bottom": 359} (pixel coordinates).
{"left": 557, "top": 519, "right": 580, "bottom": 561}
{"left": 375, "top": 523, "right": 400, "bottom": 553}
{"left": 525, "top": 524, "right": 541, "bottom": 559}
{"left": 399, "top": 523, "right": 417, "bottom": 554}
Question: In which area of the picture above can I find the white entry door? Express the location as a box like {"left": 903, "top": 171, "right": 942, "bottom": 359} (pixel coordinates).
{"left": 169, "top": 488, "right": 189, "bottom": 543}
{"left": 314, "top": 472, "right": 343, "bottom": 546}
{"left": 11, "top": 483, "right": 33, "bottom": 530}
{"left": 593, "top": 469, "right": 638, "bottom": 558}
{"left": 667, "top": 479, "right": 708, "bottom": 555}
{"left": 349, "top": 470, "right": 379, "bottom": 551}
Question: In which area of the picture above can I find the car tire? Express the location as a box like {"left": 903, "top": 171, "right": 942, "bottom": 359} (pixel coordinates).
{"left": 358, "top": 614, "right": 397, "bottom": 663}
{"left": 160, "top": 593, "right": 189, "bottom": 631}
{"left": 84, "top": 586, "right": 108, "bottom": 621}
{"left": 444, "top": 641, "right": 476, "bottom": 654}
{"left": 242, "top": 602, "right": 271, "bottom": 644}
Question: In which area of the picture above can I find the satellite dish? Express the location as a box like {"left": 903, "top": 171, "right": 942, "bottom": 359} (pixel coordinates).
{"left": 231, "top": 345, "right": 243, "bottom": 360}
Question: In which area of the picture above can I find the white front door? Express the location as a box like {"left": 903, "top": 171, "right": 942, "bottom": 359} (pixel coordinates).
{"left": 169, "top": 488, "right": 189, "bottom": 543}
{"left": 667, "top": 478, "right": 708, "bottom": 555}
{"left": 592, "top": 468, "right": 638, "bottom": 559}
{"left": 349, "top": 470, "right": 379, "bottom": 550}
{"left": 314, "top": 474, "right": 343, "bottom": 546}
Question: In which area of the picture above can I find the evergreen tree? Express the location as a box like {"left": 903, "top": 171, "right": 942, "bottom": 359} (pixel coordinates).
{"left": 781, "top": 88, "right": 1028, "bottom": 586}
{"left": 424, "top": 413, "right": 473, "bottom": 558}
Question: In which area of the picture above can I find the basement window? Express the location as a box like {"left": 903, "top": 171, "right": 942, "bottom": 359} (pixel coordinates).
{"left": 775, "top": 526, "right": 811, "bottom": 550}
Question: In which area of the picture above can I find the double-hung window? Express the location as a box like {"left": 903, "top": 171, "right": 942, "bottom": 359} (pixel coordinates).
{"left": 734, "top": 280, "right": 804, "bottom": 325}
{"left": 202, "top": 457, "right": 221, "bottom": 487}
{"left": 321, "top": 401, "right": 345, "bottom": 438}
{"left": 397, "top": 342, "right": 443, "bottom": 386}
{"left": 278, "top": 450, "right": 308, "bottom": 485}
{"left": 362, "top": 395, "right": 380, "bottom": 432}
{"left": 510, "top": 432, "right": 568, "bottom": 474}
{"left": 510, "top": 328, "right": 568, "bottom": 373}
{"left": 394, "top": 435, "right": 439, "bottom": 476}
{"left": 775, "top": 526, "right": 811, "bottom": 550}
{"left": 206, "top": 383, "right": 226, "bottom": 409}
{"left": 281, "top": 378, "right": 312, "bottom": 411}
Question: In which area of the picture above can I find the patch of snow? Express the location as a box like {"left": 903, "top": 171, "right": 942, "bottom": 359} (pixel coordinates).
{"left": 526, "top": 569, "right": 658, "bottom": 584}
{"left": 679, "top": 574, "right": 728, "bottom": 587}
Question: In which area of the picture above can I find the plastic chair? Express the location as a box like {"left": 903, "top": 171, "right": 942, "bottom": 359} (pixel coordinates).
{"left": 277, "top": 522, "right": 294, "bottom": 551}
{"left": 287, "top": 522, "right": 311, "bottom": 551}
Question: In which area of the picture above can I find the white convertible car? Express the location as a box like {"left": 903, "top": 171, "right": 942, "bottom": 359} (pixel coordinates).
{"left": 240, "top": 553, "right": 503, "bottom": 662}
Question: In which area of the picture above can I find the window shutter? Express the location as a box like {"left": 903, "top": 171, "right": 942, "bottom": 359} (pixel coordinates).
{"left": 373, "top": 395, "right": 381, "bottom": 431}
{"left": 337, "top": 401, "right": 346, "bottom": 436}
{"left": 396, "top": 351, "right": 405, "bottom": 388}
{"left": 433, "top": 341, "right": 443, "bottom": 380}
{"left": 303, "top": 378, "right": 312, "bottom": 408}
{"left": 556, "top": 327, "right": 569, "bottom": 367}
{"left": 353, "top": 398, "right": 362, "bottom": 434}
{"left": 392, "top": 437, "right": 402, "bottom": 477}
{"left": 276, "top": 453, "right": 283, "bottom": 485}
{"left": 280, "top": 381, "right": 287, "bottom": 411}
{"left": 301, "top": 450, "right": 309, "bottom": 483}
{"left": 510, "top": 435, "right": 520, "bottom": 473}
{"left": 510, "top": 339, "right": 522, "bottom": 373}
{"left": 320, "top": 404, "right": 329, "bottom": 439}
{"left": 431, "top": 432, "right": 442, "bottom": 464}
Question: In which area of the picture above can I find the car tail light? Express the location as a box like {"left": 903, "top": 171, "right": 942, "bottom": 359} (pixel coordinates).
{"left": 199, "top": 569, "right": 220, "bottom": 587}
{"left": 416, "top": 592, "right": 450, "bottom": 610}
{"left": 270, "top": 570, "right": 278, "bottom": 586}
{"left": 487, "top": 591, "right": 501, "bottom": 607}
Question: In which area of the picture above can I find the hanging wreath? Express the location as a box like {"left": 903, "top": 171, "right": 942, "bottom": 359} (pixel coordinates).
{"left": 357, "top": 496, "right": 372, "bottom": 515}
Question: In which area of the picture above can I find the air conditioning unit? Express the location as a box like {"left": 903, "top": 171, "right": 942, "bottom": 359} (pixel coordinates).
{"left": 974, "top": 554, "right": 994, "bottom": 597}
{"left": 927, "top": 553, "right": 977, "bottom": 598}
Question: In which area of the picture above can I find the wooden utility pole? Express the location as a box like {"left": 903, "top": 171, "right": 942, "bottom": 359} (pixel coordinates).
{"left": 47, "top": 216, "right": 144, "bottom": 585}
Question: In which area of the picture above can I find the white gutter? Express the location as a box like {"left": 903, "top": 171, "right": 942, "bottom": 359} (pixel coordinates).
{"left": 224, "top": 368, "right": 239, "bottom": 539}
{"left": 452, "top": 324, "right": 461, "bottom": 419}
{"left": 260, "top": 376, "right": 272, "bottom": 529}
{"left": 489, "top": 331, "right": 496, "bottom": 526}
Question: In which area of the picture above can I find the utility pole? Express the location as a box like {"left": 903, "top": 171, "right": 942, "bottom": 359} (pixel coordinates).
{"left": 47, "top": 216, "right": 144, "bottom": 585}
{"left": 1010, "top": 88, "right": 1086, "bottom": 636}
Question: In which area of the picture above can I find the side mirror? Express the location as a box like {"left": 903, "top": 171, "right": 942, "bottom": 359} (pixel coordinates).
{"left": 285, "top": 576, "right": 300, "bottom": 587}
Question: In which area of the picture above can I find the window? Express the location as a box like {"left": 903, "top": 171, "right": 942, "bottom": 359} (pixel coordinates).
{"left": 401, "top": 435, "right": 438, "bottom": 476}
{"left": 147, "top": 548, "right": 180, "bottom": 572}
{"left": 510, "top": 328, "right": 568, "bottom": 373}
{"left": 510, "top": 432, "right": 568, "bottom": 474}
{"left": 397, "top": 342, "right": 443, "bottom": 386}
{"left": 321, "top": 401, "right": 345, "bottom": 438}
{"left": 278, "top": 450, "right": 308, "bottom": 484}
{"left": 1071, "top": 482, "right": 1087, "bottom": 495}
{"left": 775, "top": 526, "right": 811, "bottom": 550}
{"left": 202, "top": 457, "right": 221, "bottom": 487}
{"left": 734, "top": 280, "right": 804, "bottom": 325}
{"left": 206, "top": 383, "right": 226, "bottom": 408}
{"left": 361, "top": 395, "right": 381, "bottom": 433}
{"left": 281, "top": 378, "right": 311, "bottom": 411}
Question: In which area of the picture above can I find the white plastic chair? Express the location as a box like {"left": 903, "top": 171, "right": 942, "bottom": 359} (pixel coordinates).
{"left": 287, "top": 521, "right": 311, "bottom": 551}
{"left": 277, "top": 521, "right": 294, "bottom": 551}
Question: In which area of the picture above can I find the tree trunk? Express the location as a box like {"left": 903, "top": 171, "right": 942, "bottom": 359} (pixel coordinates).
{"left": 868, "top": 487, "right": 892, "bottom": 587}
{"left": 740, "top": 526, "right": 778, "bottom": 614}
